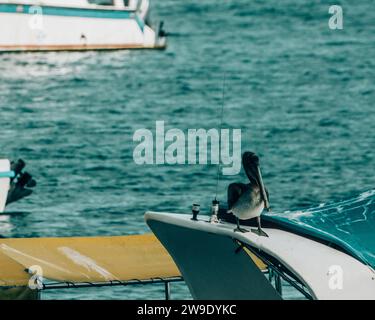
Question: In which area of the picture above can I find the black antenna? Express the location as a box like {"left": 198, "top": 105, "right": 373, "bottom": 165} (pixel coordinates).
{"left": 214, "top": 74, "right": 226, "bottom": 201}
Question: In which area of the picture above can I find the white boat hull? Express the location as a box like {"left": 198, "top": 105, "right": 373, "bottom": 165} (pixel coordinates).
{"left": 147, "top": 214, "right": 280, "bottom": 300}
{"left": 0, "top": 3, "right": 165, "bottom": 51}
{"left": 145, "top": 212, "right": 375, "bottom": 300}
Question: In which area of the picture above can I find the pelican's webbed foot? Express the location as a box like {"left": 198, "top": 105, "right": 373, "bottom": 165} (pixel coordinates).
{"left": 251, "top": 228, "right": 269, "bottom": 237}
{"left": 234, "top": 226, "right": 249, "bottom": 233}
{"left": 250, "top": 216, "right": 269, "bottom": 237}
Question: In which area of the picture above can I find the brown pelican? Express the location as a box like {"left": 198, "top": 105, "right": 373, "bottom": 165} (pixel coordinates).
{"left": 227, "top": 152, "right": 270, "bottom": 236}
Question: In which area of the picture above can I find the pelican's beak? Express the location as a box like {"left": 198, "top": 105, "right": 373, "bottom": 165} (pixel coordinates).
{"left": 256, "top": 165, "right": 270, "bottom": 211}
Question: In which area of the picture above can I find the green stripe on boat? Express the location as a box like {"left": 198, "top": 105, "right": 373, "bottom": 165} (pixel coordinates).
{"left": 0, "top": 3, "right": 135, "bottom": 20}
{"left": 0, "top": 3, "right": 145, "bottom": 32}
{"left": 0, "top": 171, "right": 15, "bottom": 179}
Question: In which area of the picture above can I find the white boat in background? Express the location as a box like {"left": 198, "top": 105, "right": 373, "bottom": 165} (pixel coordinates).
{"left": 0, "top": 0, "right": 166, "bottom": 52}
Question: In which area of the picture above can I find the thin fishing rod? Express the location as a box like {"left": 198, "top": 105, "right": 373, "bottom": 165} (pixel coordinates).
{"left": 214, "top": 74, "right": 226, "bottom": 201}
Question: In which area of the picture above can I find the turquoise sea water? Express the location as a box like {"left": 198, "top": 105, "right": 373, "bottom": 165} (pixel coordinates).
{"left": 0, "top": 0, "right": 374, "bottom": 299}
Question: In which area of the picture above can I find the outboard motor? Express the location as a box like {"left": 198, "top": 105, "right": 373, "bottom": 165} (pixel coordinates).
{"left": 6, "top": 159, "right": 36, "bottom": 206}
{"left": 158, "top": 21, "right": 167, "bottom": 38}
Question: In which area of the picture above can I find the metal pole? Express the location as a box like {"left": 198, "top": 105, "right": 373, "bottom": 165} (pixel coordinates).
{"left": 275, "top": 273, "right": 282, "bottom": 296}
{"left": 164, "top": 281, "right": 171, "bottom": 300}
{"left": 268, "top": 268, "right": 273, "bottom": 282}
{"left": 42, "top": 277, "right": 183, "bottom": 290}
